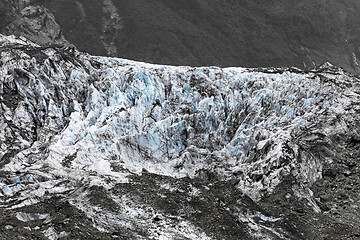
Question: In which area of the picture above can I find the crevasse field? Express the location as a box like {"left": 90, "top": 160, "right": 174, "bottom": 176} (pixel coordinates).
{"left": 1, "top": 35, "right": 359, "bottom": 239}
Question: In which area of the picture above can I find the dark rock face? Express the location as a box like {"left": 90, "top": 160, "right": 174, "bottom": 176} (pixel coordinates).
{"left": 0, "top": 2, "right": 13, "bottom": 32}
{"left": 0, "top": 0, "right": 68, "bottom": 46}
{"left": 2, "top": 0, "right": 360, "bottom": 73}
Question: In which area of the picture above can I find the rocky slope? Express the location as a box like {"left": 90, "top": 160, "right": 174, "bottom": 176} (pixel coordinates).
{"left": 0, "top": 0, "right": 68, "bottom": 47}
{"left": 2, "top": 0, "right": 360, "bottom": 73}
{"left": 1, "top": 35, "right": 360, "bottom": 239}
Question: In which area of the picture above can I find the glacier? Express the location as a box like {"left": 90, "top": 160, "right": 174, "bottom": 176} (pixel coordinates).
{"left": 0, "top": 34, "right": 360, "bottom": 239}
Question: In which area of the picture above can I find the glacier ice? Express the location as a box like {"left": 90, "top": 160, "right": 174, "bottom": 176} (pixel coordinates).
{"left": 1, "top": 35, "right": 359, "bottom": 203}
{"left": 1, "top": 34, "right": 360, "bottom": 239}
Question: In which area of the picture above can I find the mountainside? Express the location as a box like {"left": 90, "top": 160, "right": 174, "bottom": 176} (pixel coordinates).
{"left": 2, "top": 0, "right": 360, "bottom": 73}
{"left": 1, "top": 35, "right": 360, "bottom": 239}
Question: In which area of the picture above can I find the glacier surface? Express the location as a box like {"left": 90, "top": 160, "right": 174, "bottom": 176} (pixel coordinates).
{"left": 1, "top": 34, "right": 360, "bottom": 239}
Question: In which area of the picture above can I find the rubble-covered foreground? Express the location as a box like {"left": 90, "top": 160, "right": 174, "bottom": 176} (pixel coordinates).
{"left": 0, "top": 35, "right": 360, "bottom": 239}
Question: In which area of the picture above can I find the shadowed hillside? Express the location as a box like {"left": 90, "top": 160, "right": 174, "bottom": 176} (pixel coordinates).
{"left": 2, "top": 0, "right": 360, "bottom": 72}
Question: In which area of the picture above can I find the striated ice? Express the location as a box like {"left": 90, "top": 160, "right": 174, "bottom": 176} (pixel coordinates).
{"left": 15, "top": 212, "right": 50, "bottom": 222}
